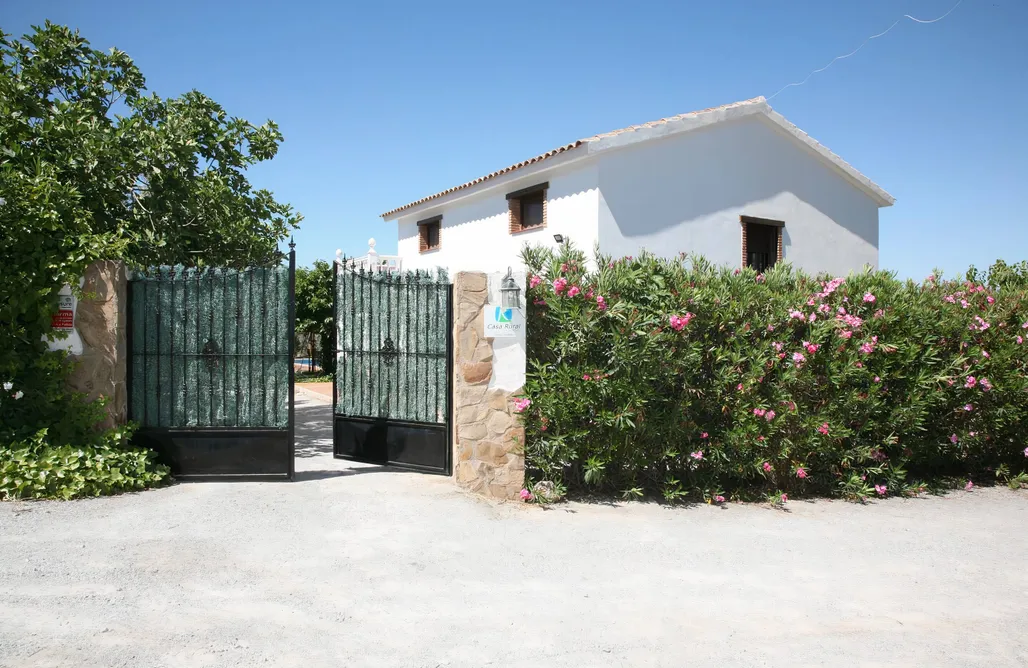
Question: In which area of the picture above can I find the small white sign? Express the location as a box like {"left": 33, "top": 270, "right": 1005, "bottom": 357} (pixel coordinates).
{"left": 483, "top": 306, "right": 524, "bottom": 338}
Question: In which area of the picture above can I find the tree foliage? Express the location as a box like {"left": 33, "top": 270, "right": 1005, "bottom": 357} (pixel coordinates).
{"left": 0, "top": 23, "right": 299, "bottom": 496}
{"left": 295, "top": 260, "right": 335, "bottom": 375}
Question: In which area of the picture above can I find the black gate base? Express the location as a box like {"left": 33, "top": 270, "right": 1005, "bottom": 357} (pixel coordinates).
{"left": 333, "top": 416, "right": 450, "bottom": 475}
{"left": 134, "top": 428, "right": 294, "bottom": 481}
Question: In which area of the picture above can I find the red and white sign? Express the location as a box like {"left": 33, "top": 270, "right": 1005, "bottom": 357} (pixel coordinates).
{"left": 51, "top": 294, "right": 75, "bottom": 331}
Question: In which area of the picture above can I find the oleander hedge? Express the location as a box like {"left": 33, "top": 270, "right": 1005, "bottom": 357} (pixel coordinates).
{"left": 519, "top": 244, "right": 1028, "bottom": 503}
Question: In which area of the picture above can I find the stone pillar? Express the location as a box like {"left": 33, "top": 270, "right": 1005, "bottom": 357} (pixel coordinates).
{"left": 65, "top": 261, "right": 128, "bottom": 428}
{"left": 452, "top": 271, "right": 527, "bottom": 499}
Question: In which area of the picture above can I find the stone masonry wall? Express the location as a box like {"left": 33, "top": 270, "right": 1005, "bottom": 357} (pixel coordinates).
{"left": 65, "top": 261, "right": 128, "bottom": 428}
{"left": 452, "top": 272, "right": 525, "bottom": 499}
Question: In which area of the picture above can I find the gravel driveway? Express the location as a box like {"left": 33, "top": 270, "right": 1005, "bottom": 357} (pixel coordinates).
{"left": 2, "top": 391, "right": 1028, "bottom": 667}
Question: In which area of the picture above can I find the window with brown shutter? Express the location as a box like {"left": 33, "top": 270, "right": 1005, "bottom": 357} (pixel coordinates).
{"left": 418, "top": 215, "right": 442, "bottom": 253}
{"left": 506, "top": 182, "right": 548, "bottom": 234}
{"left": 740, "top": 215, "right": 784, "bottom": 272}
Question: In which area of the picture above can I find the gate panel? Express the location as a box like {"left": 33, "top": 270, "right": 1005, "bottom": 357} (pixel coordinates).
{"left": 333, "top": 263, "right": 452, "bottom": 474}
{"left": 128, "top": 251, "right": 295, "bottom": 480}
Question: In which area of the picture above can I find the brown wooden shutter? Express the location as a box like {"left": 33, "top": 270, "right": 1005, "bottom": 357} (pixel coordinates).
{"left": 508, "top": 198, "right": 522, "bottom": 234}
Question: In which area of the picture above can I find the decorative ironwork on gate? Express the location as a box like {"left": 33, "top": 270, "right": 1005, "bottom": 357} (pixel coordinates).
{"left": 127, "top": 249, "right": 295, "bottom": 480}
{"left": 333, "top": 259, "right": 452, "bottom": 473}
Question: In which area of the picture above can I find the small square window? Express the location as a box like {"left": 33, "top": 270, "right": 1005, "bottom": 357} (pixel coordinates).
{"left": 418, "top": 216, "right": 441, "bottom": 253}
{"left": 506, "top": 182, "right": 548, "bottom": 234}
{"left": 520, "top": 191, "right": 545, "bottom": 229}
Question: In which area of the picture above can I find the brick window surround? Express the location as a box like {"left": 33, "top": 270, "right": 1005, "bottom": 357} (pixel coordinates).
{"left": 506, "top": 182, "right": 548, "bottom": 234}
{"left": 418, "top": 215, "right": 442, "bottom": 253}
{"left": 740, "top": 215, "right": 784, "bottom": 272}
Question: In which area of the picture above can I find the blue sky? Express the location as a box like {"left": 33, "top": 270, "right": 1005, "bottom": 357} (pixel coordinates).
{"left": 3, "top": 0, "right": 1026, "bottom": 278}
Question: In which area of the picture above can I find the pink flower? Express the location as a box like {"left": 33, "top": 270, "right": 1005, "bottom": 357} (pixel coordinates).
{"left": 763, "top": 462, "right": 772, "bottom": 472}
{"left": 733, "top": 268, "right": 741, "bottom": 276}
{"left": 969, "top": 316, "right": 991, "bottom": 332}
{"left": 871, "top": 448, "right": 887, "bottom": 462}
{"left": 585, "top": 288, "right": 594, "bottom": 300}
{"left": 859, "top": 341, "right": 875, "bottom": 354}
{"left": 981, "top": 350, "right": 990, "bottom": 358}
{"left": 817, "top": 422, "right": 829, "bottom": 435}
{"left": 818, "top": 303, "right": 830, "bottom": 314}
{"left": 809, "top": 313, "right": 817, "bottom": 323}
{"left": 964, "top": 376, "right": 977, "bottom": 389}
{"left": 700, "top": 432, "right": 709, "bottom": 439}
{"left": 559, "top": 263, "right": 568, "bottom": 273}
{"left": 804, "top": 341, "right": 820, "bottom": 354}
{"left": 838, "top": 313, "right": 863, "bottom": 329}
{"left": 874, "top": 484, "right": 887, "bottom": 496}
{"left": 552, "top": 277, "right": 568, "bottom": 294}
{"left": 519, "top": 488, "right": 534, "bottom": 501}
{"left": 792, "top": 352, "right": 806, "bottom": 365}
{"left": 944, "top": 295, "right": 956, "bottom": 304}
{"left": 1017, "top": 336, "right": 1023, "bottom": 344}
{"left": 668, "top": 313, "right": 694, "bottom": 331}
{"left": 528, "top": 275, "right": 542, "bottom": 288}
{"left": 839, "top": 330, "right": 853, "bottom": 339}
{"left": 765, "top": 410, "right": 776, "bottom": 422}
{"left": 960, "top": 300, "right": 969, "bottom": 309}
{"left": 596, "top": 295, "right": 607, "bottom": 311}
{"left": 777, "top": 352, "right": 786, "bottom": 360}
{"left": 780, "top": 493, "right": 788, "bottom": 503}
{"left": 874, "top": 376, "right": 881, "bottom": 382}
{"left": 987, "top": 295, "right": 995, "bottom": 304}
{"left": 582, "top": 374, "right": 592, "bottom": 381}
{"left": 854, "top": 361, "right": 864, "bottom": 368}
{"left": 608, "top": 261, "right": 615, "bottom": 269}
{"left": 863, "top": 292, "right": 876, "bottom": 303}
{"left": 512, "top": 398, "right": 532, "bottom": 413}
{"left": 950, "top": 434, "right": 959, "bottom": 444}
{"left": 736, "top": 383, "right": 744, "bottom": 391}
{"left": 757, "top": 436, "right": 765, "bottom": 442}
{"left": 964, "top": 404, "right": 973, "bottom": 411}
{"left": 980, "top": 377, "right": 992, "bottom": 392}
{"left": 807, "top": 298, "right": 816, "bottom": 307}
{"left": 964, "top": 481, "right": 974, "bottom": 491}
{"left": 873, "top": 309, "right": 884, "bottom": 319}
{"left": 1022, "top": 321, "right": 1028, "bottom": 329}
{"left": 796, "top": 467, "right": 808, "bottom": 479}
{"left": 567, "top": 285, "right": 580, "bottom": 298}
{"left": 772, "top": 341, "right": 784, "bottom": 352}
{"left": 690, "top": 451, "right": 704, "bottom": 461}
{"left": 767, "top": 324, "right": 775, "bottom": 332}
{"left": 789, "top": 310, "right": 804, "bottom": 320}
{"left": 533, "top": 298, "right": 546, "bottom": 306}
{"left": 755, "top": 274, "right": 765, "bottom": 283}
{"left": 753, "top": 408, "right": 766, "bottom": 417}
{"left": 714, "top": 495, "right": 726, "bottom": 503}
{"left": 1023, "top": 447, "right": 1028, "bottom": 457}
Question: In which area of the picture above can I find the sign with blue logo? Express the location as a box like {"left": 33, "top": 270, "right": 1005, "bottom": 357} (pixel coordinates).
{"left": 483, "top": 305, "right": 524, "bottom": 338}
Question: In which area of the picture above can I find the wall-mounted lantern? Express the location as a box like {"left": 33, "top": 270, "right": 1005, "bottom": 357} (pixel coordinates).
{"left": 500, "top": 267, "right": 522, "bottom": 310}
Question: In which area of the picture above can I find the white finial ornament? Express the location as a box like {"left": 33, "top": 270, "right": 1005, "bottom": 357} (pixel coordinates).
{"left": 335, "top": 249, "right": 342, "bottom": 264}
{"left": 368, "top": 238, "right": 377, "bottom": 250}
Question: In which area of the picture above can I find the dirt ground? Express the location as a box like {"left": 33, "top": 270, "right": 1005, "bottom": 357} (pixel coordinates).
{"left": 2, "top": 392, "right": 1027, "bottom": 667}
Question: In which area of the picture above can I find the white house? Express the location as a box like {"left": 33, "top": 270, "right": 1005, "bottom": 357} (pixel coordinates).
{"left": 381, "top": 97, "right": 894, "bottom": 276}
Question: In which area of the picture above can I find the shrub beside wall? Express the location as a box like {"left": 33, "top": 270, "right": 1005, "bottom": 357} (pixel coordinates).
{"left": 520, "top": 244, "right": 1028, "bottom": 503}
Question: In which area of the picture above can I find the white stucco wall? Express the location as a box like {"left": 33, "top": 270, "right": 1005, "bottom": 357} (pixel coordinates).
{"left": 595, "top": 115, "right": 880, "bottom": 275}
{"left": 394, "top": 164, "right": 599, "bottom": 274}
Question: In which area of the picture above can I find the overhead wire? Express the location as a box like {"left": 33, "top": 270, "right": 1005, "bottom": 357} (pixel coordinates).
{"left": 767, "top": 0, "right": 964, "bottom": 101}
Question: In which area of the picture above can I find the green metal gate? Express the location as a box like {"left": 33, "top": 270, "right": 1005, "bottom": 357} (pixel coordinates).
{"left": 127, "top": 250, "right": 295, "bottom": 480}
{"left": 333, "top": 261, "right": 452, "bottom": 474}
